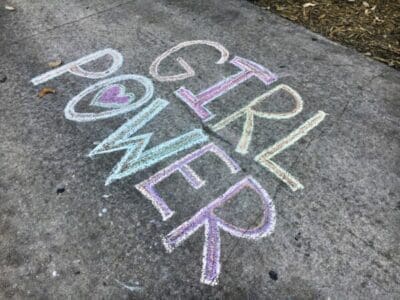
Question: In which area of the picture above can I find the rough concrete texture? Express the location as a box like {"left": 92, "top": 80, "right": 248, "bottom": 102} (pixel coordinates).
{"left": 0, "top": 0, "right": 399, "bottom": 298}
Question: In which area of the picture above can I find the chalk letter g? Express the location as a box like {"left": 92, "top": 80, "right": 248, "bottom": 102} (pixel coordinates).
{"left": 149, "top": 40, "right": 229, "bottom": 82}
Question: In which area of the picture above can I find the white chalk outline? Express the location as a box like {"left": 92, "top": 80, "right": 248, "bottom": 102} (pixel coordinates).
{"left": 64, "top": 74, "right": 154, "bottom": 122}
{"left": 254, "top": 111, "right": 327, "bottom": 191}
{"left": 31, "top": 49, "right": 123, "bottom": 86}
{"left": 149, "top": 40, "right": 229, "bottom": 82}
{"left": 211, "top": 84, "right": 304, "bottom": 154}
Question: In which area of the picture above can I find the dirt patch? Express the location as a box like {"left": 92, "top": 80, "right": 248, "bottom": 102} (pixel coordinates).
{"left": 250, "top": 0, "right": 400, "bottom": 69}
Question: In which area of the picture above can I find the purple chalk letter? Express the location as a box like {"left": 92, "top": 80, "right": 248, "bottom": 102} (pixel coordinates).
{"left": 163, "top": 176, "right": 276, "bottom": 286}
{"left": 175, "top": 56, "right": 277, "bottom": 121}
{"left": 135, "top": 143, "right": 240, "bottom": 221}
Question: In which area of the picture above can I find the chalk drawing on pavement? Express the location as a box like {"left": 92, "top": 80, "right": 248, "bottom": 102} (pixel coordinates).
{"left": 30, "top": 42, "right": 328, "bottom": 286}
{"left": 149, "top": 40, "right": 229, "bottom": 82}
{"left": 91, "top": 84, "right": 136, "bottom": 109}
{"left": 135, "top": 142, "right": 241, "bottom": 221}
{"left": 31, "top": 48, "right": 123, "bottom": 86}
{"left": 88, "top": 98, "right": 209, "bottom": 185}
{"left": 175, "top": 56, "right": 277, "bottom": 121}
{"left": 163, "top": 176, "right": 276, "bottom": 286}
{"left": 211, "top": 84, "right": 304, "bottom": 154}
{"left": 254, "top": 111, "right": 327, "bottom": 191}
{"left": 64, "top": 74, "right": 154, "bottom": 122}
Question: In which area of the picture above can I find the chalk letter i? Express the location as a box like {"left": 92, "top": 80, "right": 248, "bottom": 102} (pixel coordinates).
{"left": 175, "top": 56, "right": 277, "bottom": 121}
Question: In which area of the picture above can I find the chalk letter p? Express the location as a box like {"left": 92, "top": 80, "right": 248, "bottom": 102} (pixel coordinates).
{"left": 31, "top": 49, "right": 123, "bottom": 85}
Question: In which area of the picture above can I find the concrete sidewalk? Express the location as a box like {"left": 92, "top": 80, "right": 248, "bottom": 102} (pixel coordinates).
{"left": 0, "top": 0, "right": 399, "bottom": 298}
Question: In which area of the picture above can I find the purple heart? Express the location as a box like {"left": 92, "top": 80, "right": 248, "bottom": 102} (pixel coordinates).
{"left": 99, "top": 85, "right": 130, "bottom": 104}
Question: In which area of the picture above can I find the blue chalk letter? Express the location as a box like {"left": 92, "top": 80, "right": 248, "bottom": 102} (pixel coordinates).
{"left": 89, "top": 98, "right": 209, "bottom": 185}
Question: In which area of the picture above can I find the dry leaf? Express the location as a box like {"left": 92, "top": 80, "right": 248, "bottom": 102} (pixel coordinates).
{"left": 48, "top": 59, "right": 63, "bottom": 68}
{"left": 5, "top": 5, "right": 15, "bottom": 11}
{"left": 38, "top": 87, "right": 56, "bottom": 98}
{"left": 362, "top": 1, "right": 369, "bottom": 8}
{"left": 303, "top": 3, "right": 317, "bottom": 8}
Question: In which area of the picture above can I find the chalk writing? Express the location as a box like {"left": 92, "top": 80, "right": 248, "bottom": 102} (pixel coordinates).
{"left": 135, "top": 143, "right": 241, "bottom": 220}
{"left": 175, "top": 56, "right": 277, "bottom": 121}
{"left": 163, "top": 176, "right": 275, "bottom": 286}
{"left": 211, "top": 84, "right": 304, "bottom": 154}
{"left": 65, "top": 74, "right": 154, "bottom": 122}
{"left": 254, "top": 111, "right": 326, "bottom": 191}
{"left": 89, "top": 98, "right": 209, "bottom": 185}
{"left": 91, "top": 84, "right": 136, "bottom": 109}
{"left": 31, "top": 48, "right": 123, "bottom": 86}
{"left": 149, "top": 40, "right": 229, "bottom": 82}
{"left": 30, "top": 42, "right": 328, "bottom": 286}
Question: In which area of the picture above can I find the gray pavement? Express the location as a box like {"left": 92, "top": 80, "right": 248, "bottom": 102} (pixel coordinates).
{"left": 0, "top": 0, "right": 399, "bottom": 298}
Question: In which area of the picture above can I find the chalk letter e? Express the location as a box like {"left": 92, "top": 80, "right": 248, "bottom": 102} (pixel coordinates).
{"left": 135, "top": 143, "right": 241, "bottom": 221}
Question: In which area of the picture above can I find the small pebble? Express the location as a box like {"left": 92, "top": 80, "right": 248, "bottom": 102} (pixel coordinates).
{"left": 48, "top": 59, "right": 62, "bottom": 68}
{"left": 102, "top": 208, "right": 107, "bottom": 213}
{"left": 269, "top": 270, "right": 278, "bottom": 281}
{"left": 5, "top": 5, "right": 16, "bottom": 11}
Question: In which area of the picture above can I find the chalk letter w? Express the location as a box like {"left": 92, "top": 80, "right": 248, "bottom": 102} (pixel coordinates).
{"left": 89, "top": 99, "right": 208, "bottom": 185}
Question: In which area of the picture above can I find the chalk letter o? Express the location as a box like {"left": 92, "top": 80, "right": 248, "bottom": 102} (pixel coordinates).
{"left": 64, "top": 74, "right": 154, "bottom": 122}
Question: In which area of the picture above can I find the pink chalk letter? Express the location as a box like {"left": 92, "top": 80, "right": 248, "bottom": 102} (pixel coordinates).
{"left": 175, "top": 56, "right": 277, "bottom": 121}
{"left": 135, "top": 143, "right": 240, "bottom": 221}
